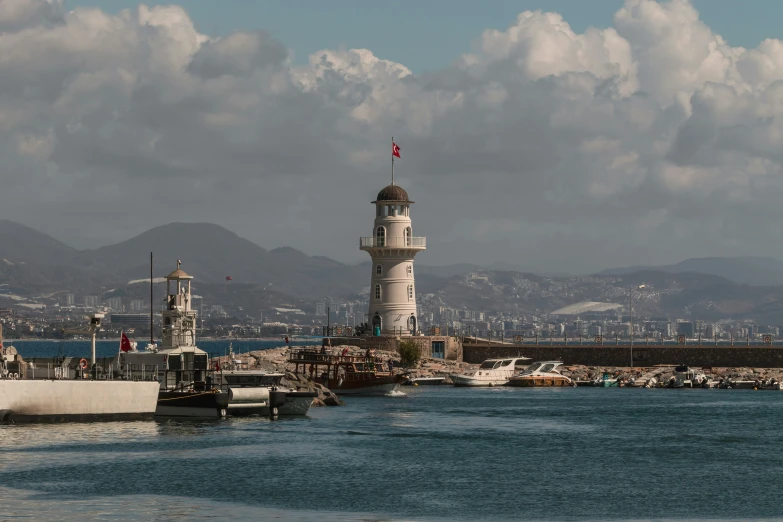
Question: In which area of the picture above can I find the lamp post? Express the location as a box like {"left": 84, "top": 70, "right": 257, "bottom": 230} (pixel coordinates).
{"left": 629, "top": 284, "right": 646, "bottom": 368}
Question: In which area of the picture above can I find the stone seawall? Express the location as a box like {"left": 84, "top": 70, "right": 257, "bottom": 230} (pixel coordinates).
{"left": 463, "top": 342, "right": 783, "bottom": 368}
{"left": 330, "top": 336, "right": 462, "bottom": 361}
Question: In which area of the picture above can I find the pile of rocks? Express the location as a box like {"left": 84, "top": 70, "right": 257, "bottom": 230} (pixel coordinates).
{"left": 561, "top": 365, "right": 783, "bottom": 385}
{"left": 215, "top": 345, "right": 783, "bottom": 393}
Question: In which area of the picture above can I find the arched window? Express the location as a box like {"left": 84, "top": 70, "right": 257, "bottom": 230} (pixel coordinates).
{"left": 375, "top": 284, "right": 382, "bottom": 300}
{"left": 376, "top": 264, "right": 382, "bottom": 276}
{"left": 405, "top": 226, "right": 412, "bottom": 246}
{"left": 408, "top": 284, "right": 414, "bottom": 301}
{"left": 376, "top": 226, "right": 386, "bottom": 247}
{"left": 406, "top": 265, "right": 412, "bottom": 276}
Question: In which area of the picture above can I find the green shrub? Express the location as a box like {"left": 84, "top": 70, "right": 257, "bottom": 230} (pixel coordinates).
{"left": 398, "top": 340, "right": 421, "bottom": 368}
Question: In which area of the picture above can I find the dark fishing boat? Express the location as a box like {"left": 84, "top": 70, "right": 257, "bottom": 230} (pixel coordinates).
{"left": 288, "top": 345, "right": 402, "bottom": 395}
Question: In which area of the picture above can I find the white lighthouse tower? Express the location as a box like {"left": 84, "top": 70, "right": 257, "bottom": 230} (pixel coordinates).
{"left": 360, "top": 183, "right": 426, "bottom": 335}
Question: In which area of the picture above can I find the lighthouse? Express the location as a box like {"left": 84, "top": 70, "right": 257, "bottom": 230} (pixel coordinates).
{"left": 360, "top": 183, "right": 426, "bottom": 335}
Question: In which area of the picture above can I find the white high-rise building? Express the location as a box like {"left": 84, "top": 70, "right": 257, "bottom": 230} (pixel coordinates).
{"left": 360, "top": 184, "right": 426, "bottom": 335}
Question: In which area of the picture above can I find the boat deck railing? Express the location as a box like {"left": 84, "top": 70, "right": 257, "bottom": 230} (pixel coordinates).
{"left": 288, "top": 348, "right": 387, "bottom": 366}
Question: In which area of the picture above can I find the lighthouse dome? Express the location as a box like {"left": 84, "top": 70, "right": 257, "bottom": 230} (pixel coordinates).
{"left": 375, "top": 184, "right": 410, "bottom": 202}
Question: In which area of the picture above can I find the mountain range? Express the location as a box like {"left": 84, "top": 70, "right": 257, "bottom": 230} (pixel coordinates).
{"left": 600, "top": 257, "right": 783, "bottom": 287}
{"left": 3, "top": 219, "right": 783, "bottom": 322}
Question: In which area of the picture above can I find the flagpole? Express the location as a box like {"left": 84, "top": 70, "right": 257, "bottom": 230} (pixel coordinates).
{"left": 391, "top": 136, "right": 394, "bottom": 185}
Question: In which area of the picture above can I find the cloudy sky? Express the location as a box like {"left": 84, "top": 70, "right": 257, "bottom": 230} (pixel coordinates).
{"left": 3, "top": 0, "right": 783, "bottom": 274}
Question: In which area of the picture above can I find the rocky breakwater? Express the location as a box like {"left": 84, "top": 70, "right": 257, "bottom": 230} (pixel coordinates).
{"left": 317, "top": 345, "right": 479, "bottom": 384}
{"left": 402, "top": 358, "right": 478, "bottom": 384}
{"left": 212, "top": 346, "right": 344, "bottom": 407}
{"left": 562, "top": 365, "right": 783, "bottom": 386}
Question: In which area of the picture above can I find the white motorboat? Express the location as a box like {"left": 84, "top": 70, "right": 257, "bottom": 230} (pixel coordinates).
{"left": 507, "top": 361, "right": 574, "bottom": 387}
{"left": 669, "top": 366, "right": 712, "bottom": 388}
{"left": 450, "top": 357, "right": 530, "bottom": 387}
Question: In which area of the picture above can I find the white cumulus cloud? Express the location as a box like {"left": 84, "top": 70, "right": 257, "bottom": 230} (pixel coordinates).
{"left": 0, "top": 0, "right": 783, "bottom": 274}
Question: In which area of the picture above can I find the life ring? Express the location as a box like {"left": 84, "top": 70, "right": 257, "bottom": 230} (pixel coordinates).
{"left": 79, "top": 358, "right": 88, "bottom": 370}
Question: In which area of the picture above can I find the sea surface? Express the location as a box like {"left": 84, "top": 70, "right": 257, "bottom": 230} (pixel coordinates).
{"left": 6, "top": 339, "right": 302, "bottom": 359}
{"left": 2, "top": 386, "right": 783, "bottom": 521}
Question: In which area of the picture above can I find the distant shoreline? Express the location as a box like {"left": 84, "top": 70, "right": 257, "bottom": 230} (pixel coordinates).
{"left": 3, "top": 337, "right": 306, "bottom": 342}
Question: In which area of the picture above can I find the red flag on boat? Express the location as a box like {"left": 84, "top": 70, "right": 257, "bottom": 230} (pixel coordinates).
{"left": 120, "top": 332, "right": 133, "bottom": 353}
{"left": 284, "top": 336, "right": 289, "bottom": 344}
{"left": 215, "top": 360, "right": 221, "bottom": 371}
{"left": 225, "top": 276, "right": 232, "bottom": 281}
{"left": 392, "top": 141, "right": 401, "bottom": 158}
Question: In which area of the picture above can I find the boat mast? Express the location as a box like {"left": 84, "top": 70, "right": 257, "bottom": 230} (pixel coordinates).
{"left": 150, "top": 252, "right": 154, "bottom": 346}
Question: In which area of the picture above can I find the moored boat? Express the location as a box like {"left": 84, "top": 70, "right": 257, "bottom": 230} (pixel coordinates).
{"left": 288, "top": 345, "right": 401, "bottom": 395}
{"left": 403, "top": 376, "right": 446, "bottom": 386}
{"left": 0, "top": 315, "right": 159, "bottom": 423}
{"left": 668, "top": 365, "right": 712, "bottom": 388}
{"left": 212, "top": 347, "right": 317, "bottom": 416}
{"left": 450, "top": 357, "right": 530, "bottom": 387}
{"left": 593, "top": 372, "right": 619, "bottom": 387}
{"left": 113, "top": 260, "right": 228, "bottom": 419}
{"left": 507, "top": 361, "right": 574, "bottom": 387}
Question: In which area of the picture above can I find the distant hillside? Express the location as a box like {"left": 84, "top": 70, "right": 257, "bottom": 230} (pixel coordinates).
{"left": 424, "top": 269, "right": 783, "bottom": 324}
{"left": 0, "top": 220, "right": 76, "bottom": 263}
{"left": 600, "top": 257, "right": 783, "bottom": 286}
{"left": 76, "top": 222, "right": 367, "bottom": 297}
{"left": 5, "top": 219, "right": 783, "bottom": 324}
{"left": 0, "top": 220, "right": 97, "bottom": 292}
{"left": 0, "top": 220, "right": 366, "bottom": 298}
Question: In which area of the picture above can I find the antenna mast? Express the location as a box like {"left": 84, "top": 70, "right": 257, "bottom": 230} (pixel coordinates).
{"left": 150, "top": 252, "right": 154, "bottom": 346}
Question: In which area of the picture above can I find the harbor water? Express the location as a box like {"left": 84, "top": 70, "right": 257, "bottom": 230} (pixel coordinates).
{"left": 6, "top": 339, "right": 301, "bottom": 359}
{"left": 2, "top": 385, "right": 783, "bottom": 520}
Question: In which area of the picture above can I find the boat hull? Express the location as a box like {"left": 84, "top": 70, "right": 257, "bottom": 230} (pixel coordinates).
{"left": 328, "top": 376, "right": 401, "bottom": 395}
{"left": 0, "top": 380, "right": 159, "bottom": 423}
{"left": 155, "top": 390, "right": 229, "bottom": 419}
{"left": 226, "top": 391, "right": 317, "bottom": 416}
{"left": 281, "top": 392, "right": 317, "bottom": 414}
{"left": 450, "top": 374, "right": 508, "bottom": 387}
{"left": 407, "top": 377, "right": 446, "bottom": 386}
{"left": 508, "top": 376, "right": 573, "bottom": 387}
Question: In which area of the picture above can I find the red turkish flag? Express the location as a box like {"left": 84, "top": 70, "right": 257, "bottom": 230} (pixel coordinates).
{"left": 120, "top": 332, "right": 133, "bottom": 353}
{"left": 392, "top": 142, "right": 401, "bottom": 158}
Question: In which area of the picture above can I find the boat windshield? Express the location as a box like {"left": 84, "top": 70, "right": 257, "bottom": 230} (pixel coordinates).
{"left": 479, "top": 361, "right": 496, "bottom": 369}
{"left": 499, "top": 359, "right": 513, "bottom": 367}
{"left": 524, "top": 363, "right": 541, "bottom": 371}
{"left": 540, "top": 363, "right": 556, "bottom": 372}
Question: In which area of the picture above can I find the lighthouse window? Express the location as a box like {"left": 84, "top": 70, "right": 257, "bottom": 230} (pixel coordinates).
{"left": 405, "top": 227, "right": 412, "bottom": 246}
{"left": 408, "top": 285, "right": 413, "bottom": 300}
{"left": 375, "top": 226, "right": 386, "bottom": 247}
{"left": 407, "top": 265, "right": 412, "bottom": 276}
{"left": 376, "top": 264, "right": 382, "bottom": 276}
{"left": 375, "top": 284, "right": 382, "bottom": 300}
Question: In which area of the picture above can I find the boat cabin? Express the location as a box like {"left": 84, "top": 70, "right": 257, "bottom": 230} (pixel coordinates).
{"left": 519, "top": 361, "right": 565, "bottom": 375}
{"left": 478, "top": 358, "right": 529, "bottom": 371}
{"left": 288, "top": 347, "right": 394, "bottom": 385}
